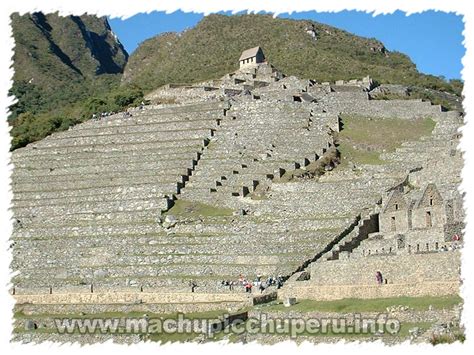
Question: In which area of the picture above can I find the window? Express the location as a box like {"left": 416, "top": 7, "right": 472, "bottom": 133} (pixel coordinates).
{"left": 395, "top": 203, "right": 399, "bottom": 210}
{"left": 426, "top": 211, "right": 432, "bottom": 228}
{"left": 390, "top": 216, "right": 396, "bottom": 231}
{"left": 429, "top": 198, "right": 433, "bottom": 206}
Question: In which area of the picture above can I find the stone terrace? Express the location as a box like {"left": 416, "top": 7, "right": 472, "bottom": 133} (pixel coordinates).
{"left": 10, "top": 63, "right": 464, "bottom": 305}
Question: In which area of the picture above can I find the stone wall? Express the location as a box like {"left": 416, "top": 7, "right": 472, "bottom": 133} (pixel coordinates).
{"left": 278, "top": 280, "right": 459, "bottom": 301}
{"left": 13, "top": 291, "right": 251, "bottom": 306}
{"left": 10, "top": 63, "right": 465, "bottom": 310}
{"left": 310, "top": 250, "right": 460, "bottom": 286}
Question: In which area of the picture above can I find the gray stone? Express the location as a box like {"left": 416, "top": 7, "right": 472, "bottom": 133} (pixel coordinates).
{"left": 93, "top": 269, "right": 108, "bottom": 278}
{"left": 283, "top": 297, "right": 296, "bottom": 307}
{"left": 24, "top": 320, "right": 37, "bottom": 331}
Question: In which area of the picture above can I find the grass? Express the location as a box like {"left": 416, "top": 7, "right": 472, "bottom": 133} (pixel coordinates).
{"left": 257, "top": 295, "right": 462, "bottom": 313}
{"left": 165, "top": 199, "right": 233, "bottom": 218}
{"left": 14, "top": 308, "right": 231, "bottom": 321}
{"left": 13, "top": 295, "right": 464, "bottom": 343}
{"left": 337, "top": 114, "right": 436, "bottom": 167}
{"left": 430, "top": 331, "right": 466, "bottom": 345}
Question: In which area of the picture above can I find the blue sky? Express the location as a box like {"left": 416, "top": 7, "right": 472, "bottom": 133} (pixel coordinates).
{"left": 109, "top": 10, "right": 465, "bottom": 80}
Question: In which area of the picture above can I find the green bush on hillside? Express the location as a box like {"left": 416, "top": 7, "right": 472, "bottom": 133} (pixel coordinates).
{"left": 9, "top": 86, "right": 144, "bottom": 150}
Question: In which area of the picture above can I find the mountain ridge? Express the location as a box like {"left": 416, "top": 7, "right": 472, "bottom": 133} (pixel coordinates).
{"left": 122, "top": 14, "right": 461, "bottom": 96}
{"left": 9, "top": 12, "right": 128, "bottom": 119}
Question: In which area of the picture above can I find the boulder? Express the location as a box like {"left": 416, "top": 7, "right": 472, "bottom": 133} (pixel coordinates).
{"left": 24, "top": 320, "right": 38, "bottom": 331}
{"left": 283, "top": 297, "right": 297, "bottom": 307}
{"left": 163, "top": 214, "right": 177, "bottom": 228}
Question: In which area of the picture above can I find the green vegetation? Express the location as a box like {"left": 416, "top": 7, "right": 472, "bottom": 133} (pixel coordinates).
{"left": 336, "top": 115, "right": 436, "bottom": 167}
{"left": 14, "top": 308, "right": 230, "bottom": 321}
{"left": 9, "top": 12, "right": 130, "bottom": 149}
{"left": 258, "top": 295, "right": 462, "bottom": 313}
{"left": 165, "top": 199, "right": 234, "bottom": 218}
{"left": 13, "top": 295, "right": 463, "bottom": 343}
{"left": 9, "top": 12, "right": 462, "bottom": 150}
{"left": 124, "top": 14, "right": 462, "bottom": 98}
{"left": 9, "top": 85, "right": 144, "bottom": 150}
{"left": 430, "top": 331, "right": 466, "bottom": 345}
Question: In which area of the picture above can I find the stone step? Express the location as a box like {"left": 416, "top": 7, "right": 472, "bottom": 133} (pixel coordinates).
{"left": 12, "top": 197, "right": 167, "bottom": 218}
{"left": 11, "top": 145, "right": 201, "bottom": 164}
{"left": 57, "top": 104, "right": 224, "bottom": 129}
{"left": 221, "top": 114, "right": 309, "bottom": 124}
{"left": 13, "top": 252, "right": 312, "bottom": 270}
{"left": 173, "top": 218, "right": 352, "bottom": 234}
{"left": 14, "top": 138, "right": 206, "bottom": 157}
{"left": 11, "top": 274, "right": 277, "bottom": 290}
{"left": 141, "top": 101, "right": 229, "bottom": 114}
{"left": 13, "top": 157, "right": 196, "bottom": 178}
{"left": 50, "top": 119, "right": 219, "bottom": 140}
{"left": 12, "top": 182, "right": 177, "bottom": 202}
{"left": 219, "top": 122, "right": 309, "bottom": 132}
{"left": 15, "top": 209, "right": 162, "bottom": 227}
{"left": 12, "top": 176, "right": 180, "bottom": 194}
{"left": 13, "top": 170, "right": 187, "bottom": 187}
{"left": 12, "top": 185, "right": 171, "bottom": 207}
{"left": 12, "top": 151, "right": 200, "bottom": 171}
{"left": 13, "top": 229, "right": 337, "bottom": 245}
{"left": 35, "top": 129, "right": 212, "bottom": 149}
{"left": 14, "top": 263, "right": 301, "bottom": 283}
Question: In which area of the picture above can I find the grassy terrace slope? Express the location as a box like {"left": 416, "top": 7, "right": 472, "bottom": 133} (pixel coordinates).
{"left": 337, "top": 115, "right": 436, "bottom": 166}
{"left": 123, "top": 14, "right": 460, "bottom": 95}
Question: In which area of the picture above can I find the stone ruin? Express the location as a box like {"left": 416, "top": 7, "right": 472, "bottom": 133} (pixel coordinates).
{"left": 9, "top": 48, "right": 465, "bottom": 317}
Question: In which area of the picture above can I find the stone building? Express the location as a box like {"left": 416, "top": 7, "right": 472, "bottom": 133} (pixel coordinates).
{"left": 239, "top": 46, "right": 265, "bottom": 68}
{"left": 379, "top": 188, "right": 411, "bottom": 233}
{"left": 362, "top": 183, "right": 464, "bottom": 257}
{"left": 379, "top": 183, "right": 448, "bottom": 234}
{"left": 411, "top": 183, "right": 445, "bottom": 230}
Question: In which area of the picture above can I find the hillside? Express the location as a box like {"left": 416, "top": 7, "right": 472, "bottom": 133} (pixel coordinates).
{"left": 8, "top": 12, "right": 132, "bottom": 149}
{"left": 10, "top": 12, "right": 128, "bottom": 118}
{"left": 122, "top": 14, "right": 461, "bottom": 96}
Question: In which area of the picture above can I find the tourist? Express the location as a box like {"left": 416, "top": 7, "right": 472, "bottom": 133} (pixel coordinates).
{"left": 267, "top": 276, "right": 274, "bottom": 286}
{"left": 190, "top": 280, "right": 198, "bottom": 293}
{"left": 245, "top": 281, "right": 253, "bottom": 293}
{"left": 276, "top": 275, "right": 283, "bottom": 289}
{"left": 375, "top": 271, "right": 383, "bottom": 285}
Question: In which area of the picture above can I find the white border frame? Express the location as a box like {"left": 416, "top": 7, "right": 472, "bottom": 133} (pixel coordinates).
{"left": 0, "top": 1, "right": 472, "bottom": 354}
